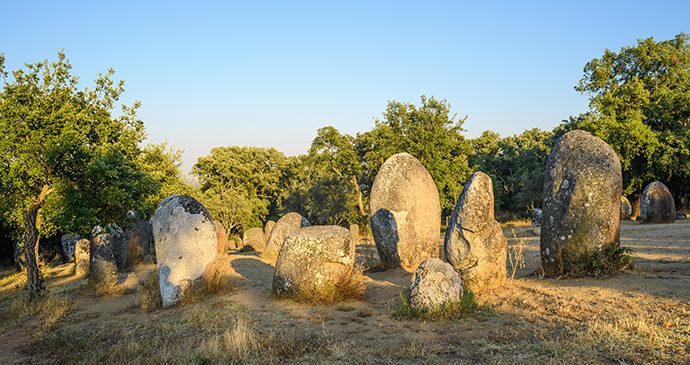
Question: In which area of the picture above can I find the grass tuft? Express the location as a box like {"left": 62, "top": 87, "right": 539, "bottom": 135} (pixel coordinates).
{"left": 394, "top": 288, "right": 491, "bottom": 320}
{"left": 274, "top": 264, "right": 367, "bottom": 305}
{"left": 180, "top": 262, "right": 236, "bottom": 304}
{"left": 136, "top": 270, "right": 162, "bottom": 311}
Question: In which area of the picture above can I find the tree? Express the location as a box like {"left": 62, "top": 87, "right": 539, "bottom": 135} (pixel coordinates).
{"left": 361, "top": 96, "right": 474, "bottom": 213}
{"left": 0, "top": 51, "right": 150, "bottom": 298}
{"left": 192, "top": 146, "right": 287, "bottom": 234}
{"left": 574, "top": 32, "right": 690, "bottom": 209}
{"left": 138, "top": 142, "right": 192, "bottom": 214}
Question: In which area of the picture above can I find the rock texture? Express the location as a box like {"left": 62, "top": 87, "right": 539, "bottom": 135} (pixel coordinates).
{"left": 74, "top": 239, "right": 90, "bottom": 263}
{"left": 410, "top": 258, "right": 464, "bottom": 310}
{"left": 125, "top": 220, "right": 153, "bottom": 267}
{"left": 349, "top": 224, "right": 359, "bottom": 244}
{"left": 531, "top": 208, "right": 543, "bottom": 227}
{"left": 369, "top": 153, "right": 441, "bottom": 269}
{"left": 91, "top": 224, "right": 126, "bottom": 271}
{"left": 75, "top": 259, "right": 89, "bottom": 275}
{"left": 620, "top": 196, "right": 633, "bottom": 221}
{"left": 88, "top": 245, "right": 118, "bottom": 291}
{"left": 540, "top": 130, "right": 622, "bottom": 275}
{"left": 61, "top": 234, "right": 80, "bottom": 262}
{"left": 272, "top": 226, "right": 355, "bottom": 295}
{"left": 153, "top": 195, "right": 218, "bottom": 307}
{"left": 215, "top": 221, "right": 229, "bottom": 255}
{"left": 638, "top": 182, "right": 675, "bottom": 223}
{"left": 264, "top": 220, "right": 276, "bottom": 242}
{"left": 265, "top": 213, "right": 310, "bottom": 255}
{"left": 444, "top": 171, "right": 507, "bottom": 291}
{"left": 243, "top": 227, "right": 267, "bottom": 251}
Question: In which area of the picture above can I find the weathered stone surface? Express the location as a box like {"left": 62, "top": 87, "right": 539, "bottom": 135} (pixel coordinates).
{"left": 74, "top": 239, "right": 90, "bottom": 263}
{"left": 153, "top": 195, "right": 218, "bottom": 307}
{"left": 620, "top": 196, "right": 633, "bottom": 220}
{"left": 369, "top": 153, "right": 441, "bottom": 269}
{"left": 243, "top": 227, "right": 267, "bottom": 251}
{"left": 541, "top": 130, "right": 622, "bottom": 275}
{"left": 215, "top": 221, "right": 229, "bottom": 255}
{"left": 638, "top": 181, "right": 675, "bottom": 223}
{"left": 264, "top": 220, "right": 276, "bottom": 242}
{"left": 272, "top": 226, "right": 355, "bottom": 295}
{"left": 349, "top": 224, "right": 359, "bottom": 244}
{"left": 91, "top": 224, "right": 126, "bottom": 271}
{"left": 531, "top": 208, "right": 543, "bottom": 227}
{"left": 410, "top": 258, "right": 464, "bottom": 310}
{"left": 88, "top": 245, "right": 118, "bottom": 291}
{"left": 265, "top": 213, "right": 311, "bottom": 255}
{"left": 75, "top": 259, "right": 89, "bottom": 275}
{"left": 125, "top": 220, "right": 153, "bottom": 267}
{"left": 444, "top": 171, "right": 507, "bottom": 291}
{"left": 61, "top": 234, "right": 81, "bottom": 262}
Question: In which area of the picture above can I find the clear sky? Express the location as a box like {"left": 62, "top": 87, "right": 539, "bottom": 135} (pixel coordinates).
{"left": 2, "top": 1, "right": 688, "bottom": 173}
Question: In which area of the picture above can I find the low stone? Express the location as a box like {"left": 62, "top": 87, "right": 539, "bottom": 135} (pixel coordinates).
{"left": 621, "top": 196, "right": 633, "bottom": 221}
{"left": 61, "top": 234, "right": 81, "bottom": 262}
{"left": 531, "top": 208, "right": 543, "bottom": 227}
{"left": 215, "top": 221, "right": 229, "bottom": 255}
{"left": 153, "top": 195, "right": 218, "bottom": 307}
{"left": 243, "top": 227, "right": 267, "bottom": 251}
{"left": 272, "top": 226, "right": 355, "bottom": 295}
{"left": 74, "top": 239, "right": 90, "bottom": 263}
{"left": 349, "top": 224, "right": 359, "bottom": 244}
{"left": 75, "top": 259, "right": 89, "bottom": 275}
{"left": 677, "top": 213, "right": 687, "bottom": 219}
{"left": 264, "top": 220, "right": 276, "bottom": 242}
{"left": 410, "top": 258, "right": 464, "bottom": 310}
{"left": 638, "top": 181, "right": 675, "bottom": 223}
{"left": 88, "top": 246, "right": 118, "bottom": 291}
{"left": 444, "top": 171, "right": 507, "bottom": 291}
{"left": 265, "top": 213, "right": 310, "bottom": 255}
{"left": 125, "top": 220, "right": 153, "bottom": 267}
{"left": 91, "top": 224, "right": 127, "bottom": 271}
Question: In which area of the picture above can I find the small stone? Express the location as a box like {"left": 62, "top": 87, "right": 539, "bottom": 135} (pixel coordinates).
{"left": 620, "top": 196, "right": 632, "bottom": 220}
{"left": 76, "top": 259, "right": 89, "bottom": 275}
{"left": 243, "top": 227, "right": 266, "bottom": 251}
{"left": 264, "top": 220, "right": 276, "bottom": 242}
{"left": 410, "top": 258, "right": 463, "bottom": 310}
{"left": 531, "top": 208, "right": 543, "bottom": 227}
{"left": 74, "top": 239, "right": 90, "bottom": 263}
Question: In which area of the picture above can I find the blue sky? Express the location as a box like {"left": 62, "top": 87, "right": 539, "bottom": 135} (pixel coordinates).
{"left": 2, "top": 1, "right": 688, "bottom": 173}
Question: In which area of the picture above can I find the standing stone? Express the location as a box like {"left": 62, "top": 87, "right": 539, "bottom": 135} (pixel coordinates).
{"left": 265, "top": 213, "right": 310, "bottom": 255}
{"left": 215, "top": 221, "right": 229, "bottom": 255}
{"left": 349, "top": 224, "right": 360, "bottom": 244}
{"left": 638, "top": 181, "right": 675, "bottom": 223}
{"left": 153, "top": 195, "right": 218, "bottom": 307}
{"left": 370, "top": 153, "right": 441, "bottom": 270}
{"left": 75, "top": 259, "right": 89, "bottom": 275}
{"left": 243, "top": 227, "right": 267, "bottom": 251}
{"left": 444, "top": 171, "right": 507, "bottom": 291}
{"left": 272, "top": 226, "right": 355, "bottom": 295}
{"left": 531, "top": 208, "right": 543, "bottom": 227}
{"left": 620, "top": 196, "right": 633, "bottom": 221}
{"left": 91, "top": 224, "right": 126, "bottom": 271}
{"left": 264, "top": 220, "right": 276, "bottom": 242}
{"left": 88, "top": 245, "right": 118, "bottom": 291}
{"left": 125, "top": 220, "right": 153, "bottom": 267}
{"left": 61, "top": 234, "right": 81, "bottom": 262}
{"left": 541, "top": 130, "right": 622, "bottom": 275}
{"left": 410, "top": 258, "right": 464, "bottom": 310}
{"left": 74, "top": 239, "right": 90, "bottom": 263}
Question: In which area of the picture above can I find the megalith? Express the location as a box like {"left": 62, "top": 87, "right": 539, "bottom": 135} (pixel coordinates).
{"left": 91, "top": 224, "right": 127, "bottom": 271}
{"left": 125, "top": 219, "right": 153, "bottom": 266}
{"left": 369, "top": 153, "right": 441, "bottom": 270}
{"left": 264, "top": 220, "right": 276, "bottom": 242}
{"left": 214, "top": 220, "right": 228, "bottom": 255}
{"left": 88, "top": 245, "right": 118, "bottom": 291}
{"left": 638, "top": 181, "right": 675, "bottom": 223}
{"left": 61, "top": 234, "right": 81, "bottom": 262}
{"left": 620, "top": 196, "right": 632, "bottom": 221}
{"left": 272, "top": 226, "right": 355, "bottom": 295}
{"left": 74, "top": 239, "right": 90, "bottom": 263}
{"left": 265, "top": 213, "right": 310, "bottom": 256}
{"left": 444, "top": 171, "right": 507, "bottom": 291}
{"left": 243, "top": 227, "right": 267, "bottom": 251}
{"left": 541, "top": 130, "right": 622, "bottom": 275}
{"left": 410, "top": 258, "right": 464, "bottom": 310}
{"left": 531, "top": 208, "right": 543, "bottom": 227}
{"left": 153, "top": 195, "right": 218, "bottom": 307}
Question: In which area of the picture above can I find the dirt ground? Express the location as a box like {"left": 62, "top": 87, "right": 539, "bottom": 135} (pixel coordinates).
{"left": 1, "top": 219, "right": 689, "bottom": 364}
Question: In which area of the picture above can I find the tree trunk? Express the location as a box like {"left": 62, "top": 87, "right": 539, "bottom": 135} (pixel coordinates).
{"left": 25, "top": 200, "right": 42, "bottom": 300}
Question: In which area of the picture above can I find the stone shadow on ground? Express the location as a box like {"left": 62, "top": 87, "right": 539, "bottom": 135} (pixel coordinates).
{"left": 230, "top": 255, "right": 276, "bottom": 290}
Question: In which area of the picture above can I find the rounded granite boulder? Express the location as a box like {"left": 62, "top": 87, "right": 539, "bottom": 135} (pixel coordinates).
{"left": 638, "top": 181, "right": 675, "bottom": 223}
{"left": 410, "top": 258, "right": 464, "bottom": 310}
{"left": 91, "top": 224, "right": 126, "bottom": 271}
{"left": 265, "top": 213, "right": 310, "bottom": 256}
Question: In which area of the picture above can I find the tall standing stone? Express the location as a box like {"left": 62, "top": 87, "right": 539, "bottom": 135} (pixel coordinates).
{"left": 91, "top": 224, "right": 126, "bottom": 271}
{"left": 125, "top": 220, "right": 153, "bottom": 267}
{"left": 444, "top": 171, "right": 507, "bottom": 291}
{"left": 541, "top": 130, "right": 622, "bottom": 275}
{"left": 369, "top": 153, "right": 441, "bottom": 269}
{"left": 264, "top": 220, "right": 276, "bottom": 242}
{"left": 88, "top": 245, "right": 118, "bottom": 291}
{"left": 272, "top": 226, "right": 355, "bottom": 295}
{"left": 153, "top": 195, "right": 218, "bottom": 307}
{"left": 61, "top": 234, "right": 81, "bottom": 262}
{"left": 214, "top": 221, "right": 229, "bottom": 255}
{"left": 243, "top": 227, "right": 267, "bottom": 251}
{"left": 265, "top": 213, "right": 310, "bottom": 255}
{"left": 638, "top": 181, "right": 675, "bottom": 223}
{"left": 74, "top": 239, "right": 90, "bottom": 263}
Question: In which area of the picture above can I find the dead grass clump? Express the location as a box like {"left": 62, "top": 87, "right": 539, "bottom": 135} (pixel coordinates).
{"left": 508, "top": 229, "right": 527, "bottom": 280}
{"left": 180, "top": 262, "right": 236, "bottom": 304}
{"left": 500, "top": 218, "right": 532, "bottom": 228}
{"left": 136, "top": 270, "right": 162, "bottom": 311}
{"left": 275, "top": 264, "right": 367, "bottom": 305}
{"left": 394, "top": 288, "right": 491, "bottom": 320}
{"left": 1, "top": 292, "right": 72, "bottom": 330}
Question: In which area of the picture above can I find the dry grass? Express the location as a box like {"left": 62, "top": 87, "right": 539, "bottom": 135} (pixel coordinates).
{"left": 508, "top": 229, "right": 528, "bottom": 280}
{"left": 276, "top": 264, "right": 367, "bottom": 305}
{"left": 501, "top": 218, "right": 532, "bottom": 228}
{"left": 179, "top": 262, "right": 236, "bottom": 305}
{"left": 136, "top": 269, "right": 163, "bottom": 311}
{"left": 1, "top": 292, "right": 72, "bottom": 331}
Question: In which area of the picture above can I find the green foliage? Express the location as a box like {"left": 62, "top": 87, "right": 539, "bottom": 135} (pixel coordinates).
{"left": 567, "top": 246, "right": 635, "bottom": 278}
{"left": 394, "top": 288, "right": 490, "bottom": 320}
{"left": 573, "top": 32, "right": 690, "bottom": 202}
{"left": 192, "top": 146, "right": 287, "bottom": 234}
{"left": 138, "top": 142, "right": 191, "bottom": 213}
